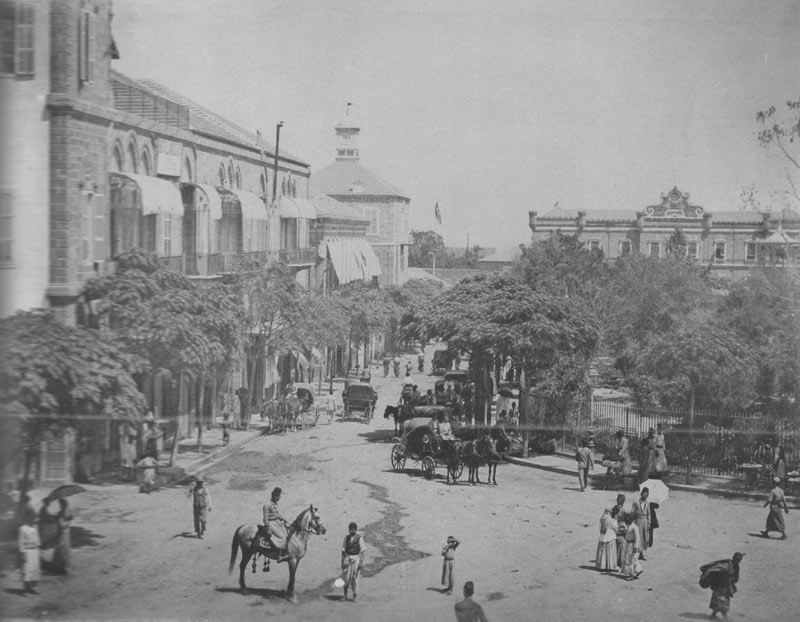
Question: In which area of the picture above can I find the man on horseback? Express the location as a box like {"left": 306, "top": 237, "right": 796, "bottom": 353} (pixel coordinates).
{"left": 258, "top": 487, "right": 290, "bottom": 569}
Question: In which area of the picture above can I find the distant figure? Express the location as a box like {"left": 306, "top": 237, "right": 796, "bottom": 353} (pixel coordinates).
{"left": 772, "top": 444, "right": 786, "bottom": 484}
{"left": 17, "top": 510, "right": 41, "bottom": 595}
{"left": 762, "top": 477, "right": 789, "bottom": 540}
{"left": 595, "top": 508, "right": 618, "bottom": 572}
{"left": 699, "top": 552, "right": 744, "bottom": 619}
{"left": 221, "top": 414, "right": 231, "bottom": 447}
{"left": 454, "top": 580, "right": 488, "bottom": 622}
{"left": 629, "top": 487, "right": 650, "bottom": 560}
{"left": 191, "top": 477, "right": 212, "bottom": 539}
{"left": 426, "top": 389, "right": 435, "bottom": 405}
{"left": 653, "top": 423, "right": 668, "bottom": 474}
{"left": 120, "top": 420, "right": 138, "bottom": 481}
{"left": 574, "top": 439, "right": 594, "bottom": 492}
{"left": 53, "top": 498, "right": 73, "bottom": 574}
{"left": 619, "top": 513, "right": 642, "bottom": 579}
{"left": 137, "top": 454, "right": 159, "bottom": 493}
{"left": 325, "top": 389, "right": 337, "bottom": 422}
{"left": 614, "top": 430, "right": 632, "bottom": 476}
{"left": 441, "top": 535, "right": 460, "bottom": 595}
{"left": 638, "top": 434, "right": 655, "bottom": 485}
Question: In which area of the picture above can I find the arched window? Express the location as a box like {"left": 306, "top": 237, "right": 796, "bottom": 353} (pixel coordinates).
{"left": 281, "top": 178, "right": 286, "bottom": 196}
{"left": 260, "top": 173, "right": 267, "bottom": 196}
{"left": 235, "top": 166, "right": 241, "bottom": 190}
{"left": 110, "top": 144, "right": 124, "bottom": 172}
{"left": 218, "top": 163, "right": 226, "bottom": 187}
{"left": 292, "top": 179, "right": 297, "bottom": 198}
{"left": 227, "top": 163, "right": 233, "bottom": 188}
{"left": 126, "top": 142, "right": 138, "bottom": 173}
{"left": 140, "top": 149, "right": 152, "bottom": 176}
{"left": 182, "top": 157, "right": 193, "bottom": 182}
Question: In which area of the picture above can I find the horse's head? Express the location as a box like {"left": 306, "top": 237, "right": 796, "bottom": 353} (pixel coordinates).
{"left": 295, "top": 504, "right": 326, "bottom": 536}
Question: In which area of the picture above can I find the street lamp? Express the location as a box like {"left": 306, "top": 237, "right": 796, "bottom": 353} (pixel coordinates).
{"left": 272, "top": 121, "right": 283, "bottom": 204}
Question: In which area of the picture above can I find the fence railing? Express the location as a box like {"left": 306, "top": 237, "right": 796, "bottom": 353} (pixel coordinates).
{"left": 526, "top": 396, "right": 800, "bottom": 480}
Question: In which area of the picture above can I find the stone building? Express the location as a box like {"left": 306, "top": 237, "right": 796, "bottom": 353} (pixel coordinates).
{"left": 310, "top": 118, "right": 411, "bottom": 286}
{"left": 528, "top": 187, "right": 800, "bottom": 274}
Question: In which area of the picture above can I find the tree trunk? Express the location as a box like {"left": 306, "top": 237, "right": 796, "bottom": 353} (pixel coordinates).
{"left": 519, "top": 366, "right": 530, "bottom": 459}
{"left": 196, "top": 371, "right": 206, "bottom": 453}
{"left": 169, "top": 371, "right": 185, "bottom": 467}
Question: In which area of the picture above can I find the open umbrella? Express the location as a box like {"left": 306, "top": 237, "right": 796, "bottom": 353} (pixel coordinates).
{"left": 44, "top": 484, "right": 86, "bottom": 503}
{"left": 639, "top": 479, "right": 669, "bottom": 504}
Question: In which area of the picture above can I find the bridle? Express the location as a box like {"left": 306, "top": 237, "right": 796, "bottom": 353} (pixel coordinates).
{"left": 291, "top": 507, "right": 325, "bottom": 536}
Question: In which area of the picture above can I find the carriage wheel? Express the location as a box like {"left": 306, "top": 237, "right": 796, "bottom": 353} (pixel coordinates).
{"left": 391, "top": 444, "right": 406, "bottom": 471}
{"left": 450, "top": 460, "right": 464, "bottom": 480}
{"left": 422, "top": 456, "right": 436, "bottom": 480}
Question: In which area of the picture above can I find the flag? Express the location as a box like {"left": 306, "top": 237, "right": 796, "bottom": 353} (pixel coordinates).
{"left": 434, "top": 202, "right": 442, "bottom": 225}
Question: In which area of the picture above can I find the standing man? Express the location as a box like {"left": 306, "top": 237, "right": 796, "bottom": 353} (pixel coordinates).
{"left": 454, "top": 581, "right": 488, "bottom": 622}
{"left": 17, "top": 510, "right": 41, "bottom": 595}
{"left": 575, "top": 438, "right": 594, "bottom": 492}
{"left": 137, "top": 454, "right": 159, "bottom": 494}
{"left": 341, "top": 521, "right": 365, "bottom": 602}
{"left": 324, "top": 389, "right": 337, "bottom": 423}
{"left": 441, "top": 535, "right": 460, "bottom": 595}
{"left": 191, "top": 477, "right": 212, "bottom": 539}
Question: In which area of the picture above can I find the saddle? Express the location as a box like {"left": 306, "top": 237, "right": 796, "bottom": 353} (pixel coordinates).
{"left": 255, "top": 525, "right": 289, "bottom": 561}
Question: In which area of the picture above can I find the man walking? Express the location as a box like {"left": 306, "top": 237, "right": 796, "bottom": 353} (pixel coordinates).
{"left": 191, "top": 477, "right": 211, "bottom": 539}
{"left": 341, "top": 522, "right": 365, "bottom": 601}
{"left": 575, "top": 438, "right": 594, "bottom": 491}
{"left": 454, "top": 581, "right": 488, "bottom": 622}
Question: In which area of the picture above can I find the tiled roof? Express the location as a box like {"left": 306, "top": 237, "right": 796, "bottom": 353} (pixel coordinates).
{"left": 112, "top": 72, "right": 307, "bottom": 165}
{"left": 309, "top": 194, "right": 369, "bottom": 222}
{"left": 310, "top": 160, "right": 409, "bottom": 199}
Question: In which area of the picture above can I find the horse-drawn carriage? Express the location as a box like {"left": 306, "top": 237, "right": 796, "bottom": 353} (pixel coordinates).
{"left": 266, "top": 383, "right": 320, "bottom": 431}
{"left": 341, "top": 382, "right": 378, "bottom": 423}
{"left": 390, "top": 406, "right": 464, "bottom": 481}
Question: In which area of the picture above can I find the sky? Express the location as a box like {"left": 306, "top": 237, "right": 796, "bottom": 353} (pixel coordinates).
{"left": 112, "top": 0, "right": 800, "bottom": 250}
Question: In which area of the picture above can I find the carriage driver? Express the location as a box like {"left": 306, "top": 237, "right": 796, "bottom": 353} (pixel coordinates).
{"left": 258, "top": 487, "right": 290, "bottom": 567}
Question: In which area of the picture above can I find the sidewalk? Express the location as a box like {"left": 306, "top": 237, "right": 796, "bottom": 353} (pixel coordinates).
{"left": 506, "top": 451, "right": 800, "bottom": 506}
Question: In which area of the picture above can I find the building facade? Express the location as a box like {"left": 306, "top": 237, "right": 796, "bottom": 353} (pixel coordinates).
{"left": 529, "top": 187, "right": 800, "bottom": 273}
{"left": 310, "top": 119, "right": 411, "bottom": 286}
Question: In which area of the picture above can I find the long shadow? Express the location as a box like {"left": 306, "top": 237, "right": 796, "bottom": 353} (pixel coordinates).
{"left": 747, "top": 531, "right": 772, "bottom": 539}
{"left": 170, "top": 532, "right": 199, "bottom": 539}
{"left": 4, "top": 587, "right": 27, "bottom": 597}
{"left": 70, "top": 525, "right": 105, "bottom": 548}
{"left": 358, "top": 430, "right": 396, "bottom": 444}
{"left": 426, "top": 587, "right": 450, "bottom": 594}
{"left": 323, "top": 594, "right": 347, "bottom": 602}
{"left": 215, "top": 586, "right": 287, "bottom": 599}
{"left": 678, "top": 613, "right": 716, "bottom": 620}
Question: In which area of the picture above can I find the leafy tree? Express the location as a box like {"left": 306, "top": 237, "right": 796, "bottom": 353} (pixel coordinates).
{"left": 387, "top": 278, "right": 445, "bottom": 348}
{"left": 408, "top": 230, "right": 447, "bottom": 268}
{"left": 339, "top": 286, "right": 398, "bottom": 367}
{"left": 666, "top": 227, "right": 688, "bottom": 257}
{"left": 757, "top": 98, "right": 800, "bottom": 202}
{"left": 0, "top": 310, "right": 146, "bottom": 485}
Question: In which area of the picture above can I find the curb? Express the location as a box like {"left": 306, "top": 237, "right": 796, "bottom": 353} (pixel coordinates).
{"left": 164, "top": 427, "right": 267, "bottom": 483}
{"left": 505, "top": 456, "right": 799, "bottom": 506}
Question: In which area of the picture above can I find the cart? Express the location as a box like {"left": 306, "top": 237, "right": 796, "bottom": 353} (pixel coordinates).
{"left": 390, "top": 420, "right": 463, "bottom": 481}
{"left": 342, "top": 382, "right": 378, "bottom": 423}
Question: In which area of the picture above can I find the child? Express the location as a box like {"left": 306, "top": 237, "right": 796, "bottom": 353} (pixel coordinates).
{"left": 441, "top": 535, "right": 460, "bottom": 595}
{"left": 221, "top": 414, "right": 231, "bottom": 447}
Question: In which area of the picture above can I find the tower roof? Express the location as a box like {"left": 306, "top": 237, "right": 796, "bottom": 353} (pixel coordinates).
{"left": 310, "top": 159, "right": 409, "bottom": 200}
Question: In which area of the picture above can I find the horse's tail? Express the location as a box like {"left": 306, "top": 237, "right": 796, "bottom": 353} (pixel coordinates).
{"left": 229, "top": 525, "right": 242, "bottom": 574}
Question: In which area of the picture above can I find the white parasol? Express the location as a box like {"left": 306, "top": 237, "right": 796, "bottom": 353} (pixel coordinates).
{"left": 639, "top": 479, "right": 669, "bottom": 504}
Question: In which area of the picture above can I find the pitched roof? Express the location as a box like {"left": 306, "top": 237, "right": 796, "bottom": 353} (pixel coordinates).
{"left": 309, "top": 194, "right": 369, "bottom": 222}
{"left": 310, "top": 160, "right": 409, "bottom": 199}
{"left": 112, "top": 72, "right": 307, "bottom": 165}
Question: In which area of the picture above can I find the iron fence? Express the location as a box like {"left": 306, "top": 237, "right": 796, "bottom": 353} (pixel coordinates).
{"left": 526, "top": 396, "right": 800, "bottom": 480}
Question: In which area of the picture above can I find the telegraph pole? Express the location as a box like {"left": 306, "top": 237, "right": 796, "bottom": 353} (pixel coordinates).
{"left": 272, "top": 121, "right": 283, "bottom": 203}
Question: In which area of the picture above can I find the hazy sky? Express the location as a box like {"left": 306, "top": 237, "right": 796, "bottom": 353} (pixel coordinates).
{"left": 112, "top": 0, "right": 800, "bottom": 250}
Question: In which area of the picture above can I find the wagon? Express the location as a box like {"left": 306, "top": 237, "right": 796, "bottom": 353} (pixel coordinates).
{"left": 342, "top": 382, "right": 378, "bottom": 423}
{"left": 390, "top": 415, "right": 464, "bottom": 481}
{"left": 276, "top": 383, "right": 320, "bottom": 430}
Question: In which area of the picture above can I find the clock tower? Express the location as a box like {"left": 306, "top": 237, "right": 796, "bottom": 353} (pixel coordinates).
{"left": 335, "top": 118, "right": 360, "bottom": 162}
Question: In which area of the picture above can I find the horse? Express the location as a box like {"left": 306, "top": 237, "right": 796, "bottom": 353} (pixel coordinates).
{"left": 482, "top": 435, "right": 504, "bottom": 486}
{"left": 463, "top": 439, "right": 482, "bottom": 485}
{"left": 229, "top": 505, "right": 326, "bottom": 603}
{"left": 444, "top": 439, "right": 464, "bottom": 485}
{"left": 384, "top": 404, "right": 413, "bottom": 437}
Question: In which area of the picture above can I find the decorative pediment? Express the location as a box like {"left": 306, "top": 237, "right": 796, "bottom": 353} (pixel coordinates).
{"left": 645, "top": 187, "right": 704, "bottom": 218}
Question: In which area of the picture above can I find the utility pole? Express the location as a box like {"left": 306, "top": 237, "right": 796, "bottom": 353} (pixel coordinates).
{"left": 272, "top": 121, "right": 283, "bottom": 204}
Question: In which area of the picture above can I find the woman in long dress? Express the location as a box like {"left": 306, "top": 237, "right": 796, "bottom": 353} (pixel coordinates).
{"left": 595, "top": 508, "right": 618, "bottom": 571}
{"left": 762, "top": 477, "right": 789, "bottom": 540}
{"left": 629, "top": 487, "right": 650, "bottom": 560}
{"left": 53, "top": 499, "right": 73, "bottom": 574}
{"left": 18, "top": 511, "right": 41, "bottom": 594}
{"left": 619, "top": 514, "right": 642, "bottom": 579}
{"left": 653, "top": 423, "right": 668, "bottom": 474}
{"left": 637, "top": 435, "right": 654, "bottom": 484}
{"left": 615, "top": 431, "right": 631, "bottom": 476}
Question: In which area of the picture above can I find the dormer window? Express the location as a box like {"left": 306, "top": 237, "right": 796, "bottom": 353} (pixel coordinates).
{"left": 79, "top": 8, "right": 96, "bottom": 84}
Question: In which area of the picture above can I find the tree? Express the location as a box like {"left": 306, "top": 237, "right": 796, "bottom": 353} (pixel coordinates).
{"left": 666, "top": 227, "right": 688, "bottom": 257}
{"left": 387, "top": 278, "right": 445, "bottom": 348}
{"left": 408, "top": 230, "right": 446, "bottom": 268}
{"left": 757, "top": 98, "right": 800, "bottom": 202}
{"left": 339, "top": 286, "right": 398, "bottom": 367}
{"left": 0, "top": 310, "right": 146, "bottom": 486}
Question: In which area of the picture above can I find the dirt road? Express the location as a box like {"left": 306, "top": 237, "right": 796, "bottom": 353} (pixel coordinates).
{"left": 2, "top": 358, "right": 798, "bottom": 621}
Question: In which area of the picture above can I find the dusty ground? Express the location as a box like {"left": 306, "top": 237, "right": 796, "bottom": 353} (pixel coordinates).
{"left": 1, "top": 357, "right": 798, "bottom": 621}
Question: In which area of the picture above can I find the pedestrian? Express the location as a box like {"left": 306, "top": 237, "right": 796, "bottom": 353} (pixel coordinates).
{"left": 619, "top": 513, "right": 643, "bottom": 579}
{"left": 341, "top": 521, "right": 365, "bottom": 601}
{"left": 630, "top": 487, "right": 650, "bottom": 560}
{"left": 508, "top": 402, "right": 518, "bottom": 429}
{"left": 17, "top": 510, "right": 41, "bottom": 595}
{"left": 614, "top": 430, "right": 632, "bottom": 476}
{"left": 761, "top": 477, "right": 789, "bottom": 540}
{"left": 136, "top": 454, "right": 159, "bottom": 493}
{"left": 191, "top": 477, "right": 212, "bottom": 539}
{"left": 772, "top": 444, "right": 786, "bottom": 485}
{"left": 575, "top": 438, "right": 594, "bottom": 491}
{"left": 648, "top": 501, "right": 660, "bottom": 548}
{"left": 454, "top": 580, "right": 488, "bottom": 622}
{"left": 595, "top": 508, "right": 618, "bottom": 572}
{"left": 324, "top": 389, "right": 337, "bottom": 422}
{"left": 699, "top": 552, "right": 744, "bottom": 619}
{"left": 426, "top": 389, "right": 435, "bottom": 405}
{"left": 653, "top": 423, "right": 668, "bottom": 474}
{"left": 53, "top": 498, "right": 73, "bottom": 574}
{"left": 638, "top": 431, "right": 655, "bottom": 485}
{"left": 221, "top": 414, "right": 231, "bottom": 447}
{"left": 615, "top": 515, "right": 628, "bottom": 569}
{"left": 441, "top": 535, "right": 460, "bottom": 594}
{"left": 120, "top": 419, "right": 137, "bottom": 481}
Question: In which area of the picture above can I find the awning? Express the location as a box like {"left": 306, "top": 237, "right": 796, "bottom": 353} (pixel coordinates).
{"left": 324, "top": 237, "right": 382, "bottom": 284}
{"left": 278, "top": 196, "right": 301, "bottom": 219}
{"left": 109, "top": 172, "right": 183, "bottom": 217}
{"left": 293, "top": 198, "right": 317, "bottom": 220}
{"left": 190, "top": 183, "right": 222, "bottom": 220}
{"left": 233, "top": 190, "right": 268, "bottom": 221}
{"left": 355, "top": 238, "right": 382, "bottom": 278}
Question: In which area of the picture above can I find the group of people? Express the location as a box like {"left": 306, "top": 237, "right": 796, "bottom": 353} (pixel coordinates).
{"left": 594, "top": 488, "right": 660, "bottom": 580}
{"left": 15, "top": 494, "right": 73, "bottom": 595}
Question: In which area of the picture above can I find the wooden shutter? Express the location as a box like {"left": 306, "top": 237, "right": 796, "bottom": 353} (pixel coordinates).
{"left": 0, "top": 189, "right": 12, "bottom": 263}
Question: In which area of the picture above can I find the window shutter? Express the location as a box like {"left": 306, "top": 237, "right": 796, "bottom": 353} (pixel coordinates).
{"left": 0, "top": 189, "right": 12, "bottom": 263}
{"left": 93, "top": 198, "right": 107, "bottom": 262}
{"left": 88, "top": 12, "right": 96, "bottom": 83}
{"left": 1, "top": 2, "right": 14, "bottom": 74}
{"left": 16, "top": 1, "right": 35, "bottom": 75}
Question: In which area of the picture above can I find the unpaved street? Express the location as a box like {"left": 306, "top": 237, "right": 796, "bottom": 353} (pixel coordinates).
{"left": 2, "top": 363, "right": 798, "bottom": 621}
